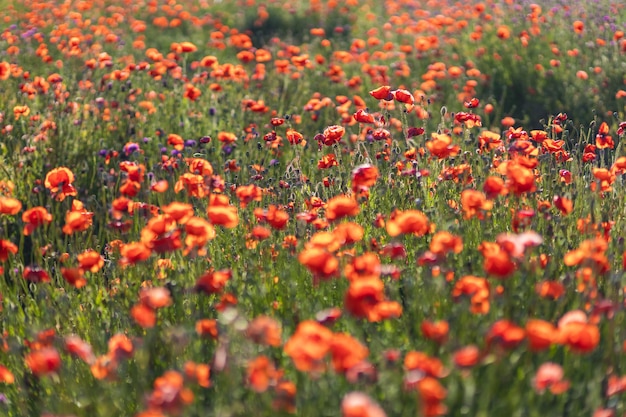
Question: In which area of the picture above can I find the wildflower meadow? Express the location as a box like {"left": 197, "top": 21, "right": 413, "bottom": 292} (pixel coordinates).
{"left": 2, "top": 0, "right": 626, "bottom": 416}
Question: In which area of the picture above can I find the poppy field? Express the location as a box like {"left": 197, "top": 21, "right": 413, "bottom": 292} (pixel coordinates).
{"left": 2, "top": 0, "right": 626, "bottom": 416}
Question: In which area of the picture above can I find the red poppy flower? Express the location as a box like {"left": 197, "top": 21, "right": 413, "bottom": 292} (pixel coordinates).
{"left": 247, "top": 355, "right": 279, "bottom": 393}
{"left": 320, "top": 125, "right": 345, "bottom": 146}
{"left": 325, "top": 195, "right": 359, "bottom": 221}
{"left": 426, "top": 133, "right": 460, "bottom": 159}
{"left": 284, "top": 320, "right": 333, "bottom": 372}
{"left": 44, "top": 167, "right": 77, "bottom": 201}
{"left": 22, "top": 207, "right": 52, "bottom": 235}
{"left": 25, "top": 347, "right": 61, "bottom": 376}
{"left": 386, "top": 209, "right": 430, "bottom": 237}
{"left": 369, "top": 85, "right": 393, "bottom": 101}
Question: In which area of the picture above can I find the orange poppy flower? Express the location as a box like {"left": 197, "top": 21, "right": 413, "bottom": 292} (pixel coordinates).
{"left": 478, "top": 130, "right": 503, "bottom": 151}
{"left": 369, "top": 85, "right": 393, "bottom": 101}
{"left": 325, "top": 195, "right": 359, "bottom": 222}
{"left": 573, "top": 20, "right": 584, "bottom": 34}
{"left": 22, "top": 206, "right": 52, "bottom": 235}
{"left": 195, "top": 319, "right": 218, "bottom": 338}
{"left": 0, "top": 239, "right": 18, "bottom": 261}
{"left": 183, "top": 83, "right": 201, "bottom": 101}
{"left": 344, "top": 252, "right": 381, "bottom": 281}
{"left": 108, "top": 333, "right": 133, "bottom": 361}
{"left": 0, "top": 179, "right": 14, "bottom": 196}
{"left": 426, "top": 133, "right": 460, "bottom": 159}
{"left": 284, "top": 320, "right": 333, "bottom": 372}
{"left": 207, "top": 205, "right": 239, "bottom": 228}
{"left": 536, "top": 280, "right": 565, "bottom": 299}
{"left": 119, "top": 242, "right": 152, "bottom": 266}
{"left": 553, "top": 195, "right": 573, "bottom": 215}
{"left": 0, "top": 365, "right": 14, "bottom": 384}
{"left": 607, "top": 375, "right": 626, "bottom": 397}
{"left": 595, "top": 122, "right": 614, "bottom": 149}
{"left": 352, "top": 164, "right": 379, "bottom": 191}
{"left": 307, "top": 231, "right": 343, "bottom": 252}
{"left": 162, "top": 202, "right": 194, "bottom": 224}
{"left": 318, "top": 153, "right": 339, "bottom": 169}
{"left": 179, "top": 41, "right": 198, "bottom": 53}
{"left": 62, "top": 200, "right": 94, "bottom": 234}
{"left": 460, "top": 189, "right": 493, "bottom": 220}
{"left": 542, "top": 139, "right": 565, "bottom": 154}
{"left": 273, "top": 380, "right": 297, "bottom": 413}
{"left": 298, "top": 247, "right": 339, "bottom": 280}
{"left": 429, "top": 231, "right": 463, "bottom": 256}
{"left": 330, "top": 333, "right": 369, "bottom": 374}
{"left": 175, "top": 173, "right": 208, "bottom": 198}
{"left": 482, "top": 176, "right": 507, "bottom": 199}
{"left": 392, "top": 88, "right": 414, "bottom": 105}
{"left": 185, "top": 157, "right": 214, "bottom": 177}
{"left": 119, "top": 180, "right": 141, "bottom": 197}
{"left": 131, "top": 303, "right": 157, "bottom": 328}
{"left": 90, "top": 354, "right": 117, "bottom": 381}
{"left": 61, "top": 267, "right": 87, "bottom": 288}
{"left": 148, "top": 371, "right": 194, "bottom": 414}
{"left": 44, "top": 167, "right": 77, "bottom": 201}
{"left": 195, "top": 269, "right": 232, "bottom": 295}
{"left": 320, "top": 125, "right": 345, "bottom": 146}
{"left": 452, "top": 275, "right": 490, "bottom": 314}
{"left": 344, "top": 277, "right": 385, "bottom": 320}
{"left": 452, "top": 345, "right": 481, "bottom": 368}
{"left": 286, "top": 128, "right": 304, "bottom": 145}
{"left": 334, "top": 222, "right": 364, "bottom": 245}
{"left": 0, "top": 62, "right": 10, "bottom": 81}
{"left": 386, "top": 209, "right": 430, "bottom": 237}
{"left": 591, "top": 167, "right": 616, "bottom": 192}
{"left": 246, "top": 355, "right": 279, "bottom": 393}
{"left": 371, "top": 300, "right": 403, "bottom": 321}
{"left": 354, "top": 108, "right": 375, "bottom": 124}
{"left": 0, "top": 196, "right": 22, "bottom": 215}
{"left": 525, "top": 319, "right": 556, "bottom": 351}
{"left": 141, "top": 215, "right": 182, "bottom": 254}
{"left": 184, "top": 216, "right": 216, "bottom": 256}
{"left": 563, "top": 237, "right": 609, "bottom": 273}
{"left": 13, "top": 105, "right": 30, "bottom": 120}
{"left": 77, "top": 249, "right": 105, "bottom": 273}
{"left": 250, "top": 225, "right": 271, "bottom": 242}
{"left": 505, "top": 160, "right": 537, "bottom": 195}
{"left": 486, "top": 319, "right": 525, "bottom": 349}
{"left": 151, "top": 180, "right": 169, "bottom": 193}
{"left": 246, "top": 315, "right": 282, "bottom": 347}
{"left": 167, "top": 133, "right": 185, "bottom": 151}
{"left": 216, "top": 293, "right": 238, "bottom": 311}
{"left": 236, "top": 184, "right": 263, "bottom": 208}
{"left": 254, "top": 205, "right": 290, "bottom": 230}
{"left": 120, "top": 161, "right": 146, "bottom": 183}
{"left": 217, "top": 131, "right": 237, "bottom": 144}
{"left": 184, "top": 361, "right": 211, "bottom": 388}
{"left": 478, "top": 241, "right": 516, "bottom": 278}
{"left": 404, "top": 351, "right": 445, "bottom": 378}
{"left": 415, "top": 377, "right": 447, "bottom": 416}
{"left": 421, "top": 320, "right": 449, "bottom": 344}
{"left": 558, "top": 319, "right": 600, "bottom": 353}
